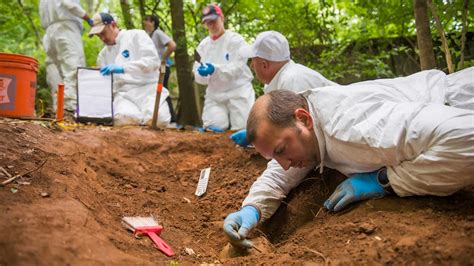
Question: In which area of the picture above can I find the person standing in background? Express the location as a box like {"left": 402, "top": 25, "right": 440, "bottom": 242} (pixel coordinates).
{"left": 39, "top": 0, "right": 93, "bottom": 112}
{"left": 193, "top": 4, "right": 255, "bottom": 132}
{"left": 143, "top": 14, "right": 177, "bottom": 123}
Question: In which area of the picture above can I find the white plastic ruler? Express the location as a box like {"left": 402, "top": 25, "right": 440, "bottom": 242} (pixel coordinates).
{"left": 195, "top": 167, "right": 211, "bottom": 197}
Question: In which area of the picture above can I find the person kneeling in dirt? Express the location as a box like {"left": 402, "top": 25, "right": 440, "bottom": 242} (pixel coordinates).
{"left": 223, "top": 68, "right": 474, "bottom": 248}
{"left": 229, "top": 30, "right": 337, "bottom": 147}
{"left": 89, "top": 13, "right": 171, "bottom": 126}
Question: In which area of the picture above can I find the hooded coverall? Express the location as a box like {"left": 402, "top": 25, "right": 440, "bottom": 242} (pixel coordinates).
{"left": 40, "top": 0, "right": 86, "bottom": 111}
{"left": 193, "top": 30, "right": 255, "bottom": 131}
{"left": 243, "top": 68, "right": 474, "bottom": 220}
{"left": 97, "top": 29, "right": 170, "bottom": 126}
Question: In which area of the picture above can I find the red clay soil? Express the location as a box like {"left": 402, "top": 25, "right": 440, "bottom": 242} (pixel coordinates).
{"left": 0, "top": 119, "right": 473, "bottom": 265}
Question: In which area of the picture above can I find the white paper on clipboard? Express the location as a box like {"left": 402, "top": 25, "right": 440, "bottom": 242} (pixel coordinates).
{"left": 76, "top": 68, "right": 113, "bottom": 123}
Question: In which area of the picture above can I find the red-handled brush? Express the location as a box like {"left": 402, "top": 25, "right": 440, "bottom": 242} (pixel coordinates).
{"left": 122, "top": 216, "right": 174, "bottom": 257}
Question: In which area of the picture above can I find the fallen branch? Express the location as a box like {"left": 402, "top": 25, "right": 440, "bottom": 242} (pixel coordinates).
{"left": 1, "top": 160, "right": 48, "bottom": 186}
{"left": 0, "top": 167, "right": 12, "bottom": 178}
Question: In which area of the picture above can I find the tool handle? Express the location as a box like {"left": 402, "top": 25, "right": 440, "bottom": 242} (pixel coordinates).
{"left": 56, "top": 83, "right": 64, "bottom": 121}
{"left": 147, "top": 232, "right": 174, "bottom": 257}
{"left": 151, "top": 62, "right": 166, "bottom": 129}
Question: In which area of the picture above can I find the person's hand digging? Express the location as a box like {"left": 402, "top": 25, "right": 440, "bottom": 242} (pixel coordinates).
{"left": 223, "top": 206, "right": 260, "bottom": 248}
{"left": 230, "top": 129, "right": 249, "bottom": 147}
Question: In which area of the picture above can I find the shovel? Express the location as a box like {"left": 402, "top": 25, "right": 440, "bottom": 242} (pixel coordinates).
{"left": 151, "top": 61, "right": 167, "bottom": 129}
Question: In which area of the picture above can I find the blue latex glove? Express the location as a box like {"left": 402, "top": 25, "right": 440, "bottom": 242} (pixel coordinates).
{"left": 197, "top": 63, "right": 215, "bottom": 77}
{"left": 230, "top": 129, "right": 249, "bottom": 147}
{"left": 100, "top": 64, "right": 124, "bottom": 75}
{"left": 206, "top": 125, "right": 224, "bottom": 133}
{"left": 324, "top": 171, "right": 387, "bottom": 212}
{"left": 88, "top": 19, "right": 94, "bottom": 26}
{"left": 223, "top": 206, "right": 260, "bottom": 248}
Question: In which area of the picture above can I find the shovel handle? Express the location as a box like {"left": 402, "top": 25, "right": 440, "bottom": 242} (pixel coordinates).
{"left": 147, "top": 232, "right": 174, "bottom": 257}
{"left": 151, "top": 62, "right": 167, "bottom": 129}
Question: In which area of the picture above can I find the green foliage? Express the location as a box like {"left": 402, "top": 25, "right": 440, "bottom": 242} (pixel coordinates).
{"left": 0, "top": 0, "right": 472, "bottom": 113}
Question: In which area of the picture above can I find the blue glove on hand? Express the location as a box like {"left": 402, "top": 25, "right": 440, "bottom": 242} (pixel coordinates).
{"left": 100, "top": 64, "right": 124, "bottom": 75}
{"left": 223, "top": 206, "right": 260, "bottom": 248}
{"left": 230, "top": 129, "right": 249, "bottom": 147}
{"left": 324, "top": 171, "right": 387, "bottom": 212}
{"left": 88, "top": 19, "right": 94, "bottom": 26}
{"left": 206, "top": 125, "right": 224, "bottom": 133}
{"left": 197, "top": 63, "right": 215, "bottom": 77}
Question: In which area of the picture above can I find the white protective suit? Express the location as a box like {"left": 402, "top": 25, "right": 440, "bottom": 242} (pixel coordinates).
{"left": 243, "top": 68, "right": 474, "bottom": 220}
{"left": 193, "top": 30, "right": 255, "bottom": 130}
{"left": 40, "top": 0, "right": 86, "bottom": 111}
{"left": 97, "top": 29, "right": 170, "bottom": 126}
{"left": 264, "top": 60, "right": 338, "bottom": 94}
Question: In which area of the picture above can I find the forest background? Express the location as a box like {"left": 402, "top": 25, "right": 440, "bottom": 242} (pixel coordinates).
{"left": 1, "top": 0, "right": 472, "bottom": 124}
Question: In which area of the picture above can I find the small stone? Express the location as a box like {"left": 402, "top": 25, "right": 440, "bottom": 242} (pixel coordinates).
{"left": 182, "top": 197, "right": 191, "bottom": 203}
{"left": 184, "top": 247, "right": 195, "bottom": 256}
{"left": 7, "top": 165, "right": 14, "bottom": 169}
{"left": 41, "top": 192, "right": 50, "bottom": 197}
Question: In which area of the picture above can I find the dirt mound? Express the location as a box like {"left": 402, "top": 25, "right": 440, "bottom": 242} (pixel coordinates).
{"left": 0, "top": 120, "right": 473, "bottom": 265}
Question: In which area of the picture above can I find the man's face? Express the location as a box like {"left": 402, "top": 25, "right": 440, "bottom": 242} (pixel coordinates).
{"left": 253, "top": 117, "right": 319, "bottom": 170}
{"left": 250, "top": 57, "right": 269, "bottom": 84}
{"left": 97, "top": 24, "right": 116, "bottom": 46}
{"left": 203, "top": 17, "right": 225, "bottom": 36}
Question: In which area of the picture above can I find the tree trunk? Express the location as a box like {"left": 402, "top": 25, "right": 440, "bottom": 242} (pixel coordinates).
{"left": 427, "top": 0, "right": 453, "bottom": 73}
{"left": 460, "top": 0, "right": 469, "bottom": 69}
{"left": 120, "top": 0, "right": 134, "bottom": 29}
{"left": 17, "top": 0, "right": 41, "bottom": 49}
{"left": 170, "top": 0, "right": 201, "bottom": 127}
{"left": 413, "top": 0, "right": 436, "bottom": 70}
{"left": 135, "top": 0, "right": 146, "bottom": 29}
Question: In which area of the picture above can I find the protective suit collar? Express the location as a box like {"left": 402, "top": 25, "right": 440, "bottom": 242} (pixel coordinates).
{"left": 113, "top": 29, "right": 126, "bottom": 46}
{"left": 264, "top": 60, "right": 293, "bottom": 93}
{"left": 302, "top": 89, "right": 326, "bottom": 174}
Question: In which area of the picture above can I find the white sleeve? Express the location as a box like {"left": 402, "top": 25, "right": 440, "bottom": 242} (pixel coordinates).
{"left": 60, "top": 0, "right": 86, "bottom": 18}
{"left": 211, "top": 35, "right": 250, "bottom": 84}
{"left": 124, "top": 32, "right": 159, "bottom": 74}
{"left": 96, "top": 49, "right": 107, "bottom": 67}
{"left": 242, "top": 159, "right": 313, "bottom": 220}
{"left": 445, "top": 67, "right": 474, "bottom": 110}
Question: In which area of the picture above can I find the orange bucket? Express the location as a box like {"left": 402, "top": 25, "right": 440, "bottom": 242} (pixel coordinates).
{"left": 0, "top": 53, "right": 38, "bottom": 118}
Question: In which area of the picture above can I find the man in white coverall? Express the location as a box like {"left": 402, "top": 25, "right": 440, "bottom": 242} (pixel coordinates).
{"left": 230, "top": 31, "right": 337, "bottom": 146}
{"left": 193, "top": 4, "right": 255, "bottom": 132}
{"left": 89, "top": 13, "right": 171, "bottom": 126}
{"left": 40, "top": 0, "right": 93, "bottom": 111}
{"left": 223, "top": 67, "right": 474, "bottom": 248}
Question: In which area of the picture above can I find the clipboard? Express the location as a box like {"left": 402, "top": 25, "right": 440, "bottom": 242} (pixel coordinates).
{"left": 76, "top": 67, "right": 114, "bottom": 125}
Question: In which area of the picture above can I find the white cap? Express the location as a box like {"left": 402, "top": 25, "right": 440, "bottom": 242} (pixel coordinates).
{"left": 239, "top": 31, "right": 290, "bottom": 62}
